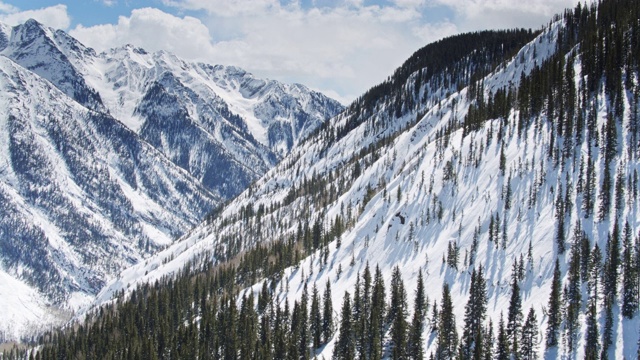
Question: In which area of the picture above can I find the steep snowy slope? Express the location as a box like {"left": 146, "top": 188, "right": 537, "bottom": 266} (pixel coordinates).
{"left": 2, "top": 19, "right": 106, "bottom": 113}
{"left": 0, "top": 20, "right": 343, "bottom": 199}
{"left": 0, "top": 54, "right": 219, "bottom": 339}
{"left": 93, "top": 4, "right": 640, "bottom": 358}
{"left": 0, "top": 19, "right": 342, "bottom": 340}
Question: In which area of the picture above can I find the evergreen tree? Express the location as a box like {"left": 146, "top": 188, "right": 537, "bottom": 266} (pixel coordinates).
{"left": 588, "top": 243, "right": 603, "bottom": 300}
{"left": 496, "top": 314, "right": 509, "bottom": 360}
{"left": 583, "top": 300, "right": 599, "bottom": 360}
{"left": 238, "top": 294, "right": 258, "bottom": 360}
{"left": 289, "top": 300, "right": 302, "bottom": 359}
{"left": 483, "top": 320, "right": 494, "bottom": 360}
{"left": 370, "top": 265, "right": 386, "bottom": 360}
{"left": 352, "top": 273, "right": 363, "bottom": 357}
{"left": 311, "top": 283, "right": 322, "bottom": 349}
{"left": 507, "top": 263, "right": 523, "bottom": 353}
{"left": 622, "top": 221, "right": 638, "bottom": 318}
{"left": 604, "top": 222, "right": 621, "bottom": 300}
{"left": 258, "top": 280, "right": 271, "bottom": 314}
{"left": 565, "top": 231, "right": 582, "bottom": 354}
{"left": 359, "top": 264, "right": 373, "bottom": 359}
{"left": 274, "top": 303, "right": 290, "bottom": 359}
{"left": 334, "top": 292, "right": 355, "bottom": 360}
{"left": 322, "top": 280, "right": 334, "bottom": 345}
{"left": 460, "top": 267, "right": 487, "bottom": 359}
{"left": 519, "top": 308, "right": 538, "bottom": 360}
{"left": 390, "top": 266, "right": 409, "bottom": 360}
{"left": 599, "top": 164, "right": 613, "bottom": 221}
{"left": 299, "top": 284, "right": 310, "bottom": 360}
{"left": 601, "top": 299, "right": 614, "bottom": 359}
{"left": 409, "top": 270, "right": 426, "bottom": 360}
{"left": 545, "top": 259, "right": 562, "bottom": 349}
{"left": 436, "top": 283, "right": 457, "bottom": 360}
{"left": 499, "top": 143, "right": 506, "bottom": 176}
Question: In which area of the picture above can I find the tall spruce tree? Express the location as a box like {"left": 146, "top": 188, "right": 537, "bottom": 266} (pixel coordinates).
{"left": 622, "top": 221, "right": 638, "bottom": 318}
{"left": 390, "top": 266, "right": 409, "bottom": 360}
{"left": 370, "top": 265, "right": 386, "bottom": 360}
{"left": 311, "top": 283, "right": 322, "bottom": 349}
{"left": 334, "top": 292, "right": 355, "bottom": 360}
{"left": 436, "top": 283, "right": 457, "bottom": 360}
{"left": 565, "top": 232, "right": 582, "bottom": 354}
{"left": 583, "top": 299, "right": 599, "bottom": 360}
{"left": 483, "top": 320, "right": 494, "bottom": 360}
{"left": 460, "top": 267, "right": 487, "bottom": 359}
{"left": 496, "top": 314, "right": 509, "bottom": 360}
{"left": 322, "top": 280, "right": 334, "bottom": 345}
{"left": 519, "top": 308, "right": 538, "bottom": 360}
{"left": 545, "top": 259, "right": 562, "bottom": 349}
{"left": 507, "top": 263, "right": 523, "bottom": 354}
{"left": 358, "top": 264, "right": 373, "bottom": 359}
{"left": 604, "top": 222, "right": 621, "bottom": 300}
{"left": 409, "top": 269, "right": 427, "bottom": 360}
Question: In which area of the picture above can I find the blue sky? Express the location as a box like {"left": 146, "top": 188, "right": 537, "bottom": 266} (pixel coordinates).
{"left": 0, "top": 0, "right": 580, "bottom": 103}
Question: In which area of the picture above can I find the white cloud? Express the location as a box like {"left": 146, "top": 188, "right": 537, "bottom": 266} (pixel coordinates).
{"left": 70, "top": 8, "right": 215, "bottom": 60}
{"left": 413, "top": 21, "right": 458, "bottom": 43}
{"left": 63, "top": 0, "right": 581, "bottom": 103}
{"left": 0, "top": 1, "right": 19, "bottom": 14}
{"left": 429, "top": 0, "right": 579, "bottom": 31}
{"left": 69, "top": 3, "right": 455, "bottom": 103}
{"left": 0, "top": 4, "right": 71, "bottom": 29}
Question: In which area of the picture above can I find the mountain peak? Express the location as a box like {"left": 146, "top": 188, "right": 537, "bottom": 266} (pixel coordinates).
{"left": 0, "top": 18, "right": 343, "bottom": 340}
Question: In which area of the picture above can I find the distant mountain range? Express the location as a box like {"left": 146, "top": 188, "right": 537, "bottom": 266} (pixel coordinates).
{"left": 0, "top": 19, "right": 342, "bottom": 340}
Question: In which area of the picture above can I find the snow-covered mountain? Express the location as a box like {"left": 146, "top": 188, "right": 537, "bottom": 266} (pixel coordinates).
{"left": 0, "top": 53, "right": 218, "bottom": 339}
{"left": 0, "top": 19, "right": 341, "bottom": 341}
{"left": 88, "top": 2, "right": 640, "bottom": 358}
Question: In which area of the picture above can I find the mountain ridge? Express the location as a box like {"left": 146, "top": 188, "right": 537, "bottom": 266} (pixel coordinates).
{"left": 71, "top": 1, "right": 640, "bottom": 358}
{"left": 0, "top": 19, "right": 342, "bottom": 341}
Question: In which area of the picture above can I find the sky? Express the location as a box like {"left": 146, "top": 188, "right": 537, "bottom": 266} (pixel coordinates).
{"left": 0, "top": 0, "right": 582, "bottom": 104}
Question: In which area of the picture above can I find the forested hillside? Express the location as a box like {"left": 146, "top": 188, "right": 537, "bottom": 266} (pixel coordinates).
{"left": 4, "top": 0, "right": 640, "bottom": 358}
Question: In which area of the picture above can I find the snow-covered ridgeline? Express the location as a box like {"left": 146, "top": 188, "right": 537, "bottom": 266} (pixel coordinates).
{"left": 92, "top": 17, "right": 639, "bottom": 358}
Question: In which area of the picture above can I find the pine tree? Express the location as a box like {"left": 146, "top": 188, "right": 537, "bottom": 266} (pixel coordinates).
{"left": 289, "top": 300, "right": 302, "bottom": 359}
{"left": 622, "top": 221, "right": 638, "bottom": 318}
{"left": 322, "top": 280, "right": 334, "bottom": 345}
{"left": 274, "top": 303, "right": 290, "bottom": 359}
{"left": 352, "top": 273, "right": 363, "bottom": 357}
{"left": 436, "top": 283, "right": 457, "bottom": 360}
{"left": 556, "top": 213, "right": 566, "bottom": 254}
{"left": 334, "top": 292, "right": 355, "bottom": 360}
{"left": 499, "top": 143, "right": 506, "bottom": 176}
{"left": 599, "top": 164, "right": 613, "bottom": 221}
{"left": 299, "top": 284, "right": 310, "bottom": 360}
{"left": 583, "top": 300, "right": 599, "bottom": 360}
{"left": 601, "top": 298, "right": 614, "bottom": 359}
{"left": 483, "top": 320, "right": 494, "bottom": 360}
{"left": 519, "top": 308, "right": 538, "bottom": 360}
{"left": 460, "top": 267, "right": 487, "bottom": 359}
{"left": 390, "top": 266, "right": 408, "bottom": 360}
{"left": 360, "top": 264, "right": 373, "bottom": 359}
{"left": 258, "top": 280, "right": 271, "bottom": 314}
{"left": 496, "top": 314, "right": 509, "bottom": 360}
{"left": 604, "top": 222, "right": 621, "bottom": 300}
{"left": 238, "top": 294, "right": 258, "bottom": 360}
{"left": 507, "top": 263, "right": 523, "bottom": 353}
{"left": 370, "top": 265, "right": 386, "bottom": 360}
{"left": 565, "top": 231, "right": 582, "bottom": 354}
{"left": 545, "top": 259, "right": 562, "bottom": 349}
{"left": 311, "top": 283, "right": 322, "bottom": 349}
{"left": 409, "top": 270, "right": 426, "bottom": 360}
